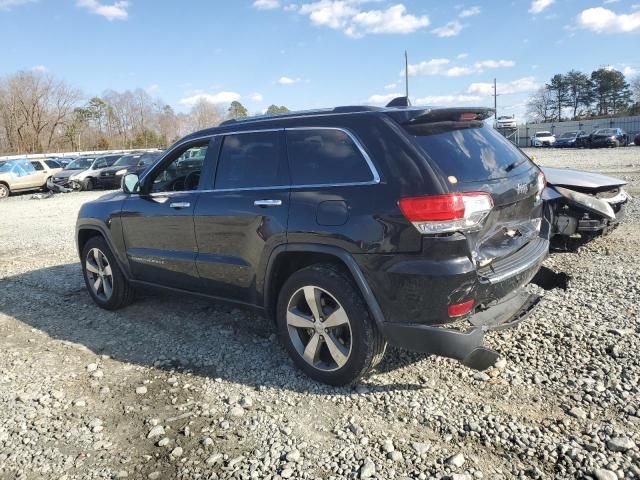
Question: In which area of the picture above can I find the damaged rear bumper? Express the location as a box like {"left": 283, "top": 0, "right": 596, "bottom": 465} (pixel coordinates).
{"left": 381, "top": 290, "right": 540, "bottom": 370}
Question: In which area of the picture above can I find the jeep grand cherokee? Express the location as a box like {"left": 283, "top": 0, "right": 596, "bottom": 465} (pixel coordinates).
{"left": 76, "top": 104, "right": 549, "bottom": 385}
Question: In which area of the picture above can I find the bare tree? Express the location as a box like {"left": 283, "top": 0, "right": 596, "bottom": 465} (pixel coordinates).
{"left": 188, "top": 99, "right": 224, "bottom": 131}
{"left": 526, "top": 87, "right": 555, "bottom": 123}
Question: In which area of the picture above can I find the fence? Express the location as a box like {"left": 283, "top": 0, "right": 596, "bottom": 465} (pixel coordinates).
{"left": 515, "top": 115, "right": 640, "bottom": 147}
{"left": 0, "top": 148, "right": 161, "bottom": 161}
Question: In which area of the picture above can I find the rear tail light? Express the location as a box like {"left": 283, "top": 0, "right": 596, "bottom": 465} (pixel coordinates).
{"left": 399, "top": 192, "right": 493, "bottom": 234}
{"left": 448, "top": 299, "right": 475, "bottom": 317}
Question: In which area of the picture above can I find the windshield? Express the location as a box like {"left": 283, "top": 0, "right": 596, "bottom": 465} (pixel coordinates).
{"left": 66, "top": 158, "right": 93, "bottom": 170}
{"left": 113, "top": 155, "right": 141, "bottom": 166}
{"left": 560, "top": 132, "right": 577, "bottom": 139}
{"left": 408, "top": 123, "right": 531, "bottom": 182}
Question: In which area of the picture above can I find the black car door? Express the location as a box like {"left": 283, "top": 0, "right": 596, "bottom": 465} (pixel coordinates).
{"left": 120, "top": 137, "right": 215, "bottom": 291}
{"left": 193, "top": 129, "right": 290, "bottom": 306}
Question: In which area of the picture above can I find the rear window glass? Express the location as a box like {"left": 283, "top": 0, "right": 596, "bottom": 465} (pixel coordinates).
{"left": 408, "top": 123, "right": 530, "bottom": 182}
{"left": 215, "top": 131, "right": 285, "bottom": 189}
{"left": 286, "top": 129, "right": 373, "bottom": 185}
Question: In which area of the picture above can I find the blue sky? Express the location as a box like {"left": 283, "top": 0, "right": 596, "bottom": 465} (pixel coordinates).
{"left": 1, "top": 0, "right": 639, "bottom": 119}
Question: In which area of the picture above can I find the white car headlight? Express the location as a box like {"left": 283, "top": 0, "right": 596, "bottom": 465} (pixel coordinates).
{"left": 115, "top": 169, "right": 128, "bottom": 176}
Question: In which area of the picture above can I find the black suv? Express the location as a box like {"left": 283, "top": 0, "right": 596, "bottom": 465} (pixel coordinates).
{"left": 76, "top": 104, "right": 549, "bottom": 385}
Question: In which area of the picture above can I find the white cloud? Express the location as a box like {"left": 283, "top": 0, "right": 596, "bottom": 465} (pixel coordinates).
{"left": 76, "top": 0, "right": 128, "bottom": 20}
{"left": 457, "top": 53, "right": 468, "bottom": 59}
{"left": 145, "top": 84, "right": 160, "bottom": 95}
{"left": 604, "top": 0, "right": 620, "bottom": 3}
{"left": 622, "top": 65, "right": 638, "bottom": 76}
{"left": 31, "top": 65, "right": 48, "bottom": 72}
{"left": 283, "top": 3, "right": 298, "bottom": 11}
{"left": 414, "top": 94, "right": 483, "bottom": 105}
{"left": 529, "top": 0, "right": 554, "bottom": 14}
{"left": 297, "top": 1, "right": 429, "bottom": 37}
{"left": 347, "top": 4, "right": 430, "bottom": 36}
{"left": 367, "top": 92, "right": 403, "bottom": 104}
{"left": 250, "top": 92, "right": 264, "bottom": 102}
{"left": 446, "top": 66, "right": 475, "bottom": 77}
{"left": 384, "top": 82, "right": 397, "bottom": 90}
{"left": 179, "top": 92, "right": 241, "bottom": 106}
{"left": 467, "top": 77, "right": 539, "bottom": 96}
{"left": 405, "top": 58, "right": 450, "bottom": 77}
{"left": 0, "top": 0, "right": 35, "bottom": 10}
{"left": 577, "top": 7, "right": 640, "bottom": 33}
{"left": 278, "top": 76, "right": 301, "bottom": 85}
{"left": 253, "top": 0, "right": 280, "bottom": 10}
{"left": 432, "top": 20, "right": 463, "bottom": 37}
{"left": 474, "top": 59, "right": 515, "bottom": 69}
{"left": 459, "top": 6, "right": 480, "bottom": 18}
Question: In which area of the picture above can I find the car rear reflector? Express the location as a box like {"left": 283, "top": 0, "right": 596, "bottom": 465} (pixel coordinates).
{"left": 398, "top": 192, "right": 493, "bottom": 234}
{"left": 448, "top": 299, "right": 475, "bottom": 317}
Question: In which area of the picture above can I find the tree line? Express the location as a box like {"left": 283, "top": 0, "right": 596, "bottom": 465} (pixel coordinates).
{"left": 0, "top": 70, "right": 290, "bottom": 155}
{"left": 527, "top": 67, "right": 640, "bottom": 123}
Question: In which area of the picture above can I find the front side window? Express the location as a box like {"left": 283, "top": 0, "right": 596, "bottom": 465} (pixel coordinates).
{"left": 30, "top": 161, "right": 44, "bottom": 171}
{"left": 150, "top": 143, "right": 208, "bottom": 193}
{"left": 45, "top": 160, "right": 60, "bottom": 169}
{"left": 215, "top": 131, "right": 284, "bottom": 189}
{"left": 286, "top": 129, "right": 373, "bottom": 186}
{"left": 93, "top": 158, "right": 108, "bottom": 169}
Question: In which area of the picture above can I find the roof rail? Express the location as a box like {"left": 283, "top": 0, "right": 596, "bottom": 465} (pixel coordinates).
{"left": 219, "top": 105, "right": 383, "bottom": 126}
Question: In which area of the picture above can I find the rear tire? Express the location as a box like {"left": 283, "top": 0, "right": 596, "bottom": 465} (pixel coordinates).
{"left": 81, "top": 236, "right": 135, "bottom": 310}
{"left": 0, "top": 183, "right": 9, "bottom": 199}
{"left": 276, "top": 264, "right": 386, "bottom": 386}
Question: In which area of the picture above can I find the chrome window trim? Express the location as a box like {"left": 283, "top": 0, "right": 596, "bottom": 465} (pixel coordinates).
{"left": 139, "top": 126, "right": 380, "bottom": 196}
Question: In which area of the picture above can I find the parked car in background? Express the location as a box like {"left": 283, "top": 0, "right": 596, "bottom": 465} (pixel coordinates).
{"left": 495, "top": 115, "right": 517, "bottom": 129}
{"left": 554, "top": 130, "right": 587, "bottom": 148}
{"left": 76, "top": 102, "right": 549, "bottom": 385}
{"left": 635, "top": 133, "right": 640, "bottom": 146}
{"left": 97, "top": 151, "right": 162, "bottom": 189}
{"left": 530, "top": 131, "right": 556, "bottom": 147}
{"left": 0, "top": 159, "right": 62, "bottom": 198}
{"left": 51, "top": 157, "right": 95, "bottom": 189}
{"left": 587, "top": 128, "right": 629, "bottom": 148}
{"left": 68, "top": 154, "right": 123, "bottom": 191}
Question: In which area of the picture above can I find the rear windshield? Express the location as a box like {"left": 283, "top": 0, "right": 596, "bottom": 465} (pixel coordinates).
{"left": 408, "top": 123, "right": 531, "bottom": 182}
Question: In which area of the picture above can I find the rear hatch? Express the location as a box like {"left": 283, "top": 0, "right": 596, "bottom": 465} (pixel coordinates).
{"left": 402, "top": 111, "right": 544, "bottom": 267}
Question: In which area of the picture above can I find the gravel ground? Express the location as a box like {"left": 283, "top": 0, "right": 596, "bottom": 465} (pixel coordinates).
{"left": 0, "top": 147, "right": 639, "bottom": 480}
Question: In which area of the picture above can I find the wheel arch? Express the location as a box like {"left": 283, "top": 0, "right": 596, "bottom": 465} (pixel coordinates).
{"left": 76, "top": 222, "right": 131, "bottom": 279}
{"left": 263, "top": 244, "right": 386, "bottom": 329}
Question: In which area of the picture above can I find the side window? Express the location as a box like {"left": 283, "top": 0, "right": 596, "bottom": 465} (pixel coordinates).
{"left": 15, "top": 161, "right": 36, "bottom": 177}
{"left": 215, "top": 131, "right": 285, "bottom": 189}
{"left": 94, "top": 159, "right": 107, "bottom": 169}
{"left": 45, "top": 160, "right": 60, "bottom": 169}
{"left": 149, "top": 143, "right": 208, "bottom": 193}
{"left": 30, "top": 161, "right": 44, "bottom": 171}
{"left": 286, "top": 129, "right": 373, "bottom": 186}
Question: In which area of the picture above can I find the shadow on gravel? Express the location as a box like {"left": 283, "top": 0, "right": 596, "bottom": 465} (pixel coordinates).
{"left": 0, "top": 264, "right": 425, "bottom": 394}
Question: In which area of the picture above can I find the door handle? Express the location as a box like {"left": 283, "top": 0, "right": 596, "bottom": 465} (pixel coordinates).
{"left": 254, "top": 199, "right": 282, "bottom": 207}
{"left": 170, "top": 202, "right": 190, "bottom": 209}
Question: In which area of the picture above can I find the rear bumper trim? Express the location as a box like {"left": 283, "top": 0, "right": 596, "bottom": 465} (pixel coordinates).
{"left": 478, "top": 237, "right": 548, "bottom": 284}
{"left": 380, "top": 291, "right": 540, "bottom": 370}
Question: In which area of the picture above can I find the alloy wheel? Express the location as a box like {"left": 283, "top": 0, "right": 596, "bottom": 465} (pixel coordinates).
{"left": 0, "top": 186, "right": 8, "bottom": 198}
{"left": 85, "top": 248, "right": 114, "bottom": 301}
{"left": 286, "top": 286, "right": 352, "bottom": 372}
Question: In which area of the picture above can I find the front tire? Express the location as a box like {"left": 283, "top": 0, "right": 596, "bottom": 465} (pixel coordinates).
{"left": 81, "top": 236, "right": 134, "bottom": 310}
{"left": 80, "top": 178, "right": 94, "bottom": 191}
{"left": 276, "top": 264, "right": 386, "bottom": 386}
{"left": 0, "top": 183, "right": 9, "bottom": 199}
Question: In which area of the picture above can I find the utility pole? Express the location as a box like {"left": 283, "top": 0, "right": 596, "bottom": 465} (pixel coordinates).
{"left": 405, "top": 50, "right": 409, "bottom": 100}
{"left": 493, "top": 78, "right": 498, "bottom": 121}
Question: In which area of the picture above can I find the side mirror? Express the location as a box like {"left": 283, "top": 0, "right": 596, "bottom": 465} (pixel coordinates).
{"left": 122, "top": 173, "right": 140, "bottom": 194}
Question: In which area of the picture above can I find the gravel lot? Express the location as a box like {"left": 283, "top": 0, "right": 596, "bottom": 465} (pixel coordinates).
{"left": 0, "top": 147, "right": 639, "bottom": 480}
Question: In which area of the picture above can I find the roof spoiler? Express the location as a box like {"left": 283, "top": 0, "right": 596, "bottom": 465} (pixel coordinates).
{"left": 385, "top": 107, "right": 495, "bottom": 125}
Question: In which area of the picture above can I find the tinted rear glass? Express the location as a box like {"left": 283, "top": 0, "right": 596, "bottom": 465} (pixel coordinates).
{"left": 286, "top": 129, "right": 373, "bottom": 185}
{"left": 408, "top": 123, "right": 531, "bottom": 182}
{"left": 215, "top": 131, "right": 285, "bottom": 189}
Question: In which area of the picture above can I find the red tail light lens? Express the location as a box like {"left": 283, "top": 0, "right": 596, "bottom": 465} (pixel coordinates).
{"left": 399, "top": 192, "right": 493, "bottom": 234}
{"left": 448, "top": 299, "right": 475, "bottom": 317}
